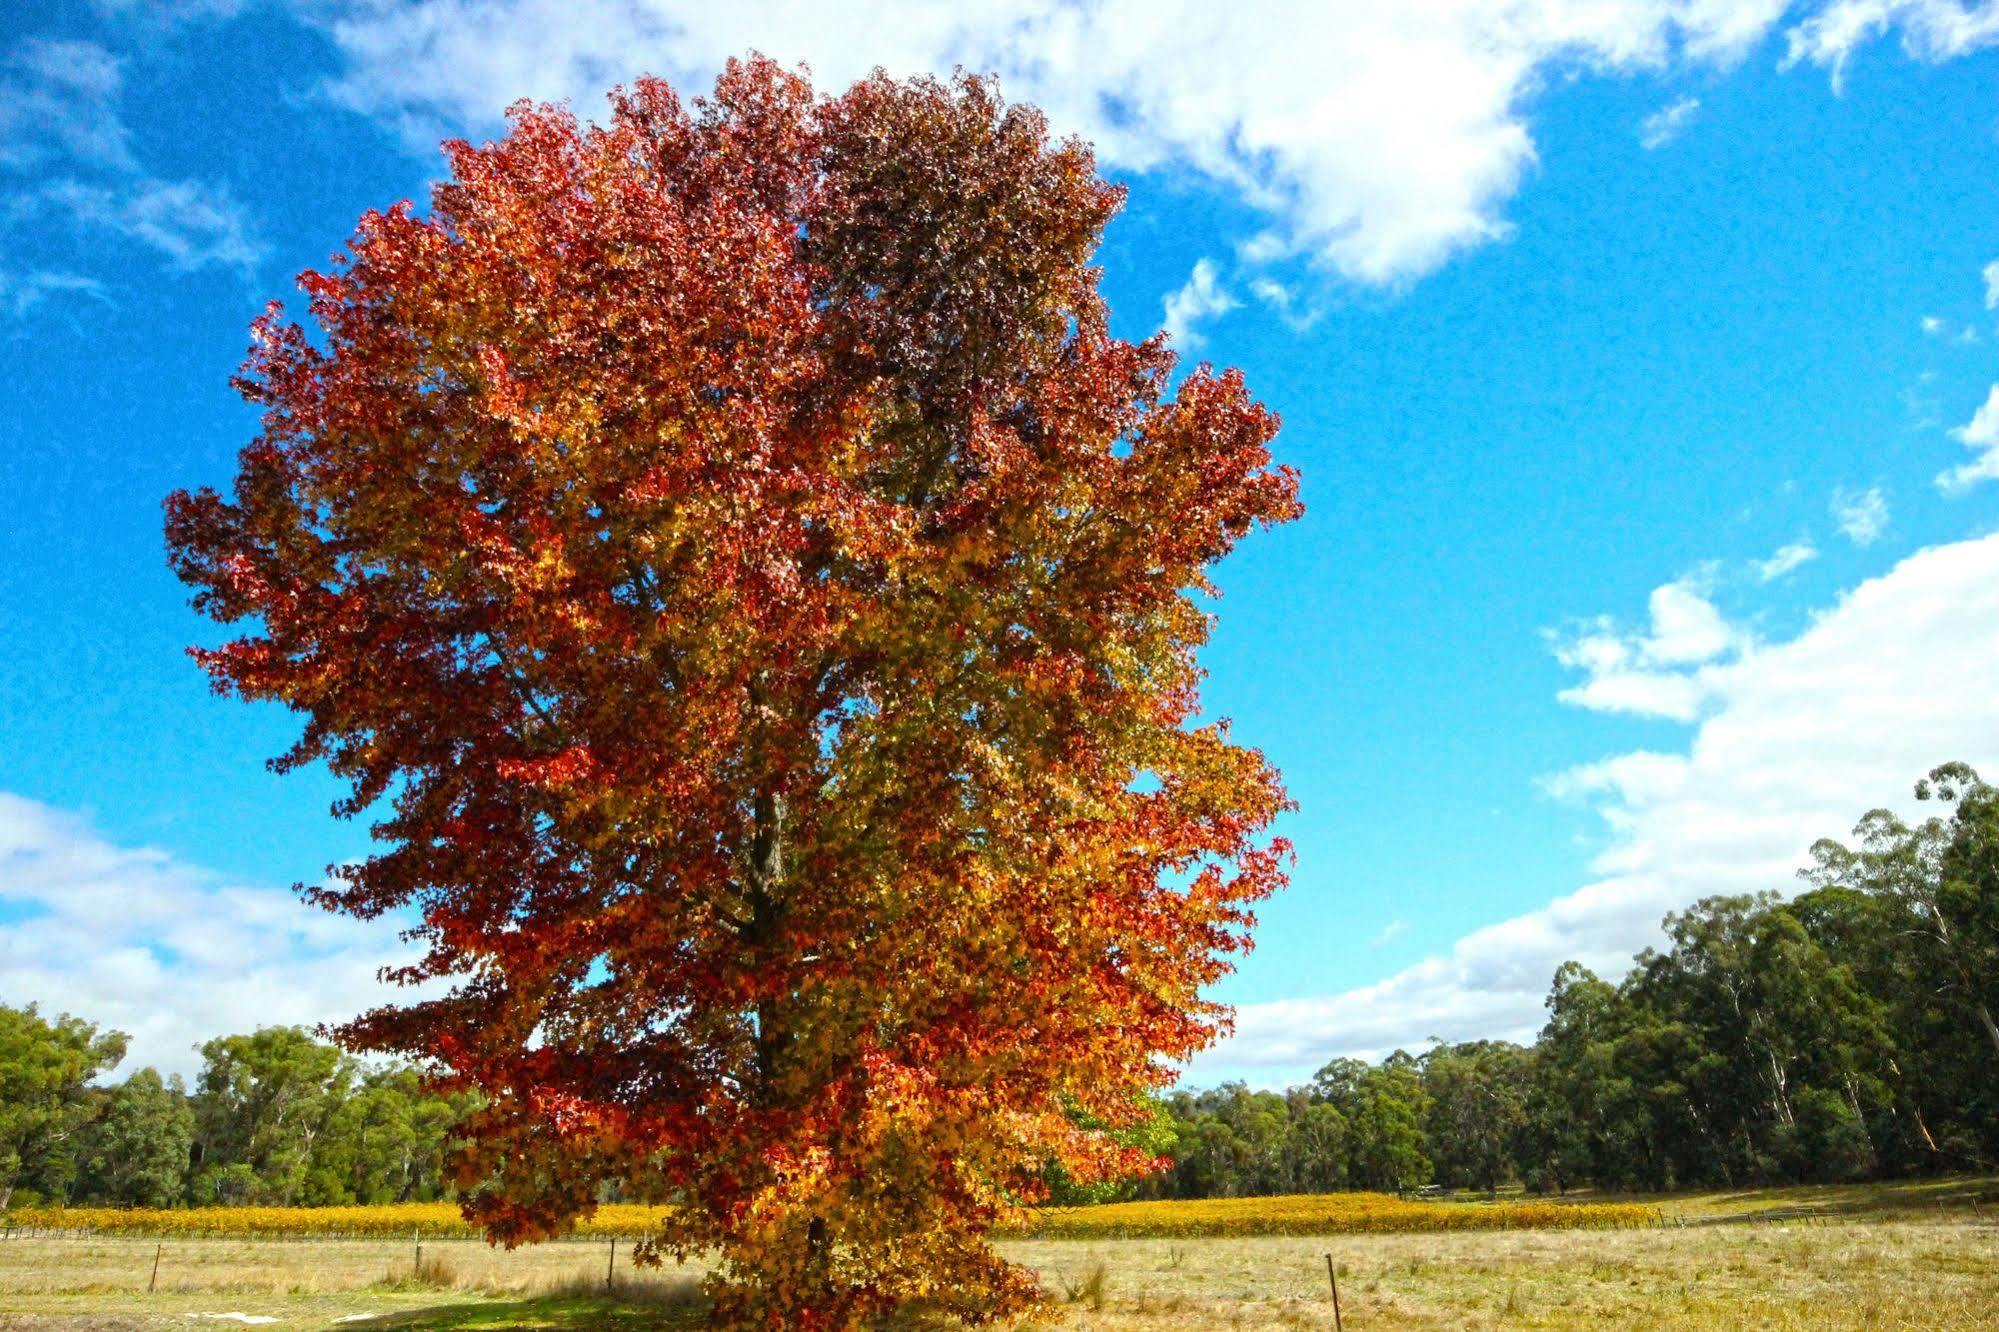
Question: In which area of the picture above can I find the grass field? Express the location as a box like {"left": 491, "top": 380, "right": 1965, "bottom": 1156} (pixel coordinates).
{"left": 2, "top": 1178, "right": 1994, "bottom": 1328}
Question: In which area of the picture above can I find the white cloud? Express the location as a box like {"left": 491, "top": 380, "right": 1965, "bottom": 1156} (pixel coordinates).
{"left": 92, "top": 0, "right": 250, "bottom": 24}
{"left": 1984, "top": 259, "right": 1999, "bottom": 311}
{"left": 1161, "top": 258, "right": 1238, "bottom": 351}
{"left": 1786, "top": 0, "right": 1999, "bottom": 88}
{"left": 0, "top": 268, "right": 110, "bottom": 318}
{"left": 1905, "top": 371, "right": 1945, "bottom": 428}
{"left": 0, "top": 3, "right": 1970, "bottom": 297}
{"left": 281, "top": 2, "right": 1999, "bottom": 287}
{"left": 1642, "top": 578, "right": 1740, "bottom": 662}
{"left": 0, "top": 35, "right": 264, "bottom": 293}
{"left": 1249, "top": 277, "right": 1291, "bottom": 308}
{"left": 1920, "top": 314, "right": 1978, "bottom": 342}
{"left": 1237, "top": 231, "right": 1290, "bottom": 266}
{"left": 1755, "top": 537, "right": 1819, "bottom": 581}
{"left": 1369, "top": 919, "right": 1409, "bottom": 950}
{"left": 1831, "top": 484, "right": 1890, "bottom": 545}
{"left": 25, "top": 177, "right": 264, "bottom": 273}
{"left": 285, "top": 0, "right": 1999, "bottom": 288}
{"left": 1200, "top": 533, "right": 1999, "bottom": 1079}
{"left": 1551, "top": 576, "right": 1746, "bottom": 721}
{"left": 1247, "top": 276, "right": 1320, "bottom": 333}
{"left": 0, "top": 795, "right": 419, "bottom": 1078}
{"left": 1563, "top": 667, "right": 1712, "bottom": 722}
{"left": 1639, "top": 95, "right": 1701, "bottom": 149}
{"left": 0, "top": 40, "right": 134, "bottom": 172}
{"left": 1939, "top": 385, "right": 1999, "bottom": 493}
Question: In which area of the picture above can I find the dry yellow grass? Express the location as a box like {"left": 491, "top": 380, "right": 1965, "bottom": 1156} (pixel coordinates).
{"left": 0, "top": 1230, "right": 706, "bottom": 1328}
{"left": 1011, "top": 1220, "right": 1999, "bottom": 1329}
{"left": 0, "top": 1215, "right": 1993, "bottom": 1329}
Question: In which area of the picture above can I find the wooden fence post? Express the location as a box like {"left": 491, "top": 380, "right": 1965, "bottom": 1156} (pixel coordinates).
{"left": 148, "top": 1242, "right": 162, "bottom": 1294}
{"left": 1325, "top": 1252, "right": 1342, "bottom": 1332}
{"left": 607, "top": 1236, "right": 617, "bottom": 1289}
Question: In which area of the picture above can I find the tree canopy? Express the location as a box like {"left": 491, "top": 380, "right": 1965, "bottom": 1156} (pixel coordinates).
{"left": 0, "top": 1013, "right": 466, "bottom": 1211}
{"left": 164, "top": 57, "right": 1299, "bottom": 1325}
{"left": 0, "top": 1003, "right": 124, "bottom": 1210}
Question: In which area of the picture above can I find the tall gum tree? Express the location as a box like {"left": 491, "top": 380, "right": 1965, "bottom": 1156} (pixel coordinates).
{"left": 166, "top": 57, "right": 1301, "bottom": 1326}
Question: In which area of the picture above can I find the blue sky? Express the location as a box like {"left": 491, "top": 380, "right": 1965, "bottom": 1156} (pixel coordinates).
{"left": 5, "top": 0, "right": 1999, "bottom": 1083}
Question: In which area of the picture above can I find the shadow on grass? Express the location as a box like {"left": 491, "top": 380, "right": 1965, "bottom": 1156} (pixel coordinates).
{"left": 365, "top": 1292, "right": 710, "bottom": 1330}
{"left": 1569, "top": 1172, "right": 1999, "bottom": 1223}
{"left": 1702, "top": 1175, "right": 1999, "bottom": 1220}
{"left": 361, "top": 1283, "right": 1054, "bottom": 1331}
{"left": 364, "top": 1273, "right": 710, "bottom": 1330}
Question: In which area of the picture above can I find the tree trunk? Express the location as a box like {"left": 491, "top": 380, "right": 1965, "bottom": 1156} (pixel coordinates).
{"left": 1912, "top": 1104, "right": 1941, "bottom": 1156}
{"left": 1976, "top": 1002, "right": 1999, "bottom": 1064}
{"left": 1843, "top": 1074, "right": 1877, "bottom": 1167}
{"left": 1926, "top": 904, "right": 1999, "bottom": 1064}
{"left": 746, "top": 787, "right": 790, "bottom": 1106}
{"left": 1767, "top": 1050, "right": 1796, "bottom": 1127}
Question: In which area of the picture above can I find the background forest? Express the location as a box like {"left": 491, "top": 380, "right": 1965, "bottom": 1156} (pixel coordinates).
{"left": 7, "top": 763, "right": 1997, "bottom": 1211}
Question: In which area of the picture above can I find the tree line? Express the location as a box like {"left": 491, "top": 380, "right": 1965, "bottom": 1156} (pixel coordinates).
{"left": 8, "top": 763, "right": 1997, "bottom": 1212}
{"left": 0, "top": 1019, "right": 469, "bottom": 1210}
{"left": 1122, "top": 763, "right": 1999, "bottom": 1200}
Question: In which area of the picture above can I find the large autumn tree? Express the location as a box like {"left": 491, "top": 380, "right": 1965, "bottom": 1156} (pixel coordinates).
{"left": 166, "top": 58, "right": 1299, "bottom": 1326}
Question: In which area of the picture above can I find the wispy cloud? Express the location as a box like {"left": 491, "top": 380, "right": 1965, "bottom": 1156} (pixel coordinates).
{"left": 24, "top": 177, "right": 263, "bottom": 274}
{"left": 1786, "top": 0, "right": 1999, "bottom": 91}
{"left": 1639, "top": 96, "right": 1700, "bottom": 149}
{"left": 1162, "top": 258, "right": 1237, "bottom": 351}
{"left": 1920, "top": 314, "right": 1979, "bottom": 343}
{"left": 0, "top": 34, "right": 263, "bottom": 309}
{"left": 0, "top": 268, "right": 110, "bottom": 319}
{"left": 1831, "top": 485, "right": 1889, "bottom": 545}
{"left": 0, "top": 40, "right": 134, "bottom": 172}
{"left": 1939, "top": 385, "right": 1999, "bottom": 493}
{"left": 91, "top": 0, "right": 250, "bottom": 26}
{"left": 1247, "top": 276, "right": 1320, "bottom": 333}
{"left": 1755, "top": 538, "right": 1819, "bottom": 582}
{"left": 1369, "top": 919, "right": 1409, "bottom": 950}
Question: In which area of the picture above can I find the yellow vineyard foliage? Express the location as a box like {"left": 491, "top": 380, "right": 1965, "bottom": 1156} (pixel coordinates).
{"left": 9, "top": 1192, "right": 1654, "bottom": 1242}
{"left": 2, "top": 1202, "right": 665, "bottom": 1240}
{"left": 1007, "top": 1192, "right": 1658, "bottom": 1239}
